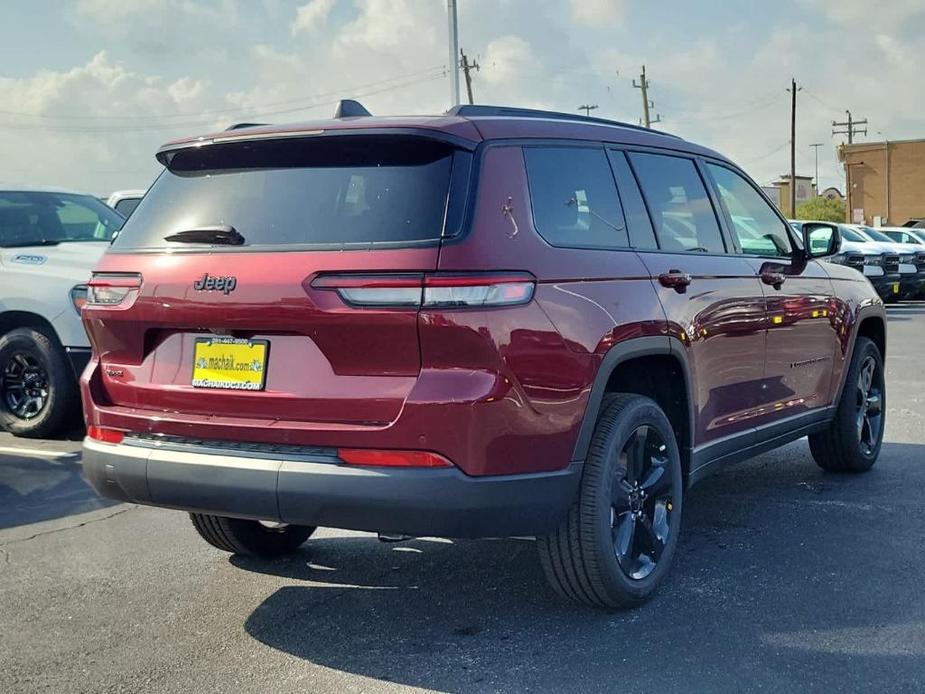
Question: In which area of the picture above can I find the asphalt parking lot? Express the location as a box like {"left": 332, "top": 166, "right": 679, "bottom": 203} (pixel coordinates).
{"left": 1, "top": 304, "right": 924, "bottom": 693}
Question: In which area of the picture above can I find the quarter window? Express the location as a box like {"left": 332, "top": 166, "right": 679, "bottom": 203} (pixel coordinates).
{"left": 628, "top": 153, "right": 725, "bottom": 253}
{"left": 523, "top": 146, "right": 628, "bottom": 249}
{"left": 707, "top": 164, "right": 792, "bottom": 258}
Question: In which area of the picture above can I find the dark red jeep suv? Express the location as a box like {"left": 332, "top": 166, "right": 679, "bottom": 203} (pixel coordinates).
{"left": 81, "top": 102, "right": 886, "bottom": 608}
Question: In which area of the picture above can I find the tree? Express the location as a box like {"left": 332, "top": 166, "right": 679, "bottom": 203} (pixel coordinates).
{"left": 795, "top": 196, "right": 845, "bottom": 223}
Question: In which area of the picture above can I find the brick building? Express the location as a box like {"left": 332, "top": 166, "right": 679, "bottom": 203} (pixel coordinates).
{"left": 838, "top": 138, "right": 925, "bottom": 225}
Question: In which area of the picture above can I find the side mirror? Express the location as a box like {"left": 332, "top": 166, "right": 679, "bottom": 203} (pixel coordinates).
{"left": 802, "top": 222, "right": 840, "bottom": 259}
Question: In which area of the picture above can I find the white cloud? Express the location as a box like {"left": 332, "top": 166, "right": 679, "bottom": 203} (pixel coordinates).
{"left": 799, "top": 0, "right": 924, "bottom": 30}
{"left": 2, "top": 0, "right": 923, "bottom": 196}
{"left": 291, "top": 0, "right": 335, "bottom": 35}
{"left": 569, "top": 0, "right": 625, "bottom": 26}
{"left": 0, "top": 51, "right": 214, "bottom": 192}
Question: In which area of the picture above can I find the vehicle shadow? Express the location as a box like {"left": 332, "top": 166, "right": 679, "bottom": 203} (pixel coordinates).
{"left": 0, "top": 453, "right": 114, "bottom": 529}
{"left": 236, "top": 440, "right": 925, "bottom": 691}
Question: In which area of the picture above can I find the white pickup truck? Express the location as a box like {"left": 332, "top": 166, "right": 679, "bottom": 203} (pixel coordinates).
{"left": 0, "top": 185, "right": 124, "bottom": 437}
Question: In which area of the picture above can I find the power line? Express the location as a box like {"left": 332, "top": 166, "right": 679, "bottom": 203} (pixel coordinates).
{"left": 0, "top": 71, "right": 448, "bottom": 133}
{"left": 665, "top": 93, "right": 780, "bottom": 123}
{"left": 577, "top": 104, "right": 598, "bottom": 117}
{"left": 459, "top": 49, "right": 479, "bottom": 105}
{"left": 787, "top": 78, "right": 801, "bottom": 217}
{"left": 741, "top": 140, "right": 790, "bottom": 166}
{"left": 832, "top": 110, "right": 868, "bottom": 144}
{"left": 0, "top": 65, "right": 447, "bottom": 122}
{"left": 632, "top": 65, "right": 660, "bottom": 128}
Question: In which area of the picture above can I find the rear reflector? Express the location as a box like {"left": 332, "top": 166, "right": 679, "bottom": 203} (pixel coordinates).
{"left": 87, "top": 426, "right": 125, "bottom": 444}
{"left": 338, "top": 448, "right": 452, "bottom": 468}
{"left": 87, "top": 273, "right": 143, "bottom": 307}
{"left": 311, "top": 272, "right": 534, "bottom": 308}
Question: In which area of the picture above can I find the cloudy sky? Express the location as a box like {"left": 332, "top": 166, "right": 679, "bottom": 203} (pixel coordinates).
{"left": 1, "top": 0, "right": 922, "bottom": 195}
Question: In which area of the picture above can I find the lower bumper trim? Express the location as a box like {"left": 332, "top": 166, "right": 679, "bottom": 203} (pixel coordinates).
{"left": 82, "top": 439, "right": 581, "bottom": 538}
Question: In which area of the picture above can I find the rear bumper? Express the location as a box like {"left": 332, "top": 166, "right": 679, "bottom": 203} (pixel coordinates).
{"left": 81, "top": 438, "right": 581, "bottom": 538}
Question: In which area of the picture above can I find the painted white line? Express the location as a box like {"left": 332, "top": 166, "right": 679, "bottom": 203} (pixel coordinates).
{"left": 0, "top": 445, "right": 80, "bottom": 461}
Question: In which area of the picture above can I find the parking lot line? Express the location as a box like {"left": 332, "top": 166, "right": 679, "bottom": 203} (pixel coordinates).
{"left": 0, "top": 446, "right": 80, "bottom": 461}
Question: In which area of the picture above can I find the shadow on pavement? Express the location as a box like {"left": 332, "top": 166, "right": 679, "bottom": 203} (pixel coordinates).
{"left": 0, "top": 454, "right": 114, "bottom": 529}
{"left": 235, "top": 441, "right": 925, "bottom": 691}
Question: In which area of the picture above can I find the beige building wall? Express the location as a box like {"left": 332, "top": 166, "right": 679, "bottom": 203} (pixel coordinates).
{"left": 840, "top": 139, "right": 925, "bottom": 225}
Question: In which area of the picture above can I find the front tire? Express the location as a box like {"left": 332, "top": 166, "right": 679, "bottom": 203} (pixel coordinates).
{"left": 809, "top": 337, "right": 885, "bottom": 472}
{"left": 538, "top": 394, "right": 683, "bottom": 609}
{"left": 190, "top": 514, "right": 315, "bottom": 557}
{"left": 0, "top": 327, "right": 78, "bottom": 438}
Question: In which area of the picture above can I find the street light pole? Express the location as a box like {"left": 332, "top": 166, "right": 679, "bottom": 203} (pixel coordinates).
{"left": 809, "top": 143, "right": 823, "bottom": 194}
{"left": 447, "top": 0, "right": 460, "bottom": 108}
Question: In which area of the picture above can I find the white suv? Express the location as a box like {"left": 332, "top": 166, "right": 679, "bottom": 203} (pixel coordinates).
{"left": 0, "top": 186, "right": 124, "bottom": 436}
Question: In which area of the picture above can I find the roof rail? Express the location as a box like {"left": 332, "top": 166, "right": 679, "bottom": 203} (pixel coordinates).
{"left": 334, "top": 99, "right": 372, "bottom": 118}
{"left": 225, "top": 122, "right": 268, "bottom": 131}
{"left": 446, "top": 104, "right": 680, "bottom": 138}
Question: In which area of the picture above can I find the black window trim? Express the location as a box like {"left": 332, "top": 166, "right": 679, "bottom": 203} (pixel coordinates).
{"left": 521, "top": 142, "right": 633, "bottom": 252}
{"left": 699, "top": 158, "right": 797, "bottom": 260}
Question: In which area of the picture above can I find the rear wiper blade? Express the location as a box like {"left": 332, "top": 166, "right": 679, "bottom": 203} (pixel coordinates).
{"left": 164, "top": 225, "right": 245, "bottom": 246}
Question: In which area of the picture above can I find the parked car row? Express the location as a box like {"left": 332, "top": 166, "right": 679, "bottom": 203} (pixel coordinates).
{"left": 791, "top": 221, "right": 925, "bottom": 301}
{"left": 0, "top": 185, "right": 147, "bottom": 436}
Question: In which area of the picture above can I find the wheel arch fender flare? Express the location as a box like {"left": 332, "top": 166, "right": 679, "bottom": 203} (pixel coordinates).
{"left": 571, "top": 335, "right": 695, "bottom": 466}
{"left": 833, "top": 305, "right": 887, "bottom": 405}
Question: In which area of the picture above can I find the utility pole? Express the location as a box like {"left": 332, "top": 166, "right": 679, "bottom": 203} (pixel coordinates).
{"left": 632, "top": 65, "right": 661, "bottom": 128}
{"left": 809, "top": 143, "right": 823, "bottom": 194}
{"left": 832, "top": 110, "right": 867, "bottom": 144}
{"left": 459, "top": 49, "right": 480, "bottom": 105}
{"left": 446, "top": 0, "right": 460, "bottom": 107}
{"left": 787, "top": 78, "right": 801, "bottom": 217}
{"left": 577, "top": 104, "right": 598, "bottom": 117}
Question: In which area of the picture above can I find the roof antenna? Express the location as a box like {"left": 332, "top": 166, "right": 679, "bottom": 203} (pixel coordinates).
{"left": 334, "top": 99, "right": 372, "bottom": 118}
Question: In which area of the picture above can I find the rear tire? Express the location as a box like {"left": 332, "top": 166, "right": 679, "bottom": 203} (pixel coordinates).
{"left": 0, "top": 327, "right": 78, "bottom": 438}
{"left": 538, "top": 394, "right": 683, "bottom": 609}
{"left": 809, "top": 337, "right": 885, "bottom": 472}
{"left": 190, "top": 514, "right": 315, "bottom": 557}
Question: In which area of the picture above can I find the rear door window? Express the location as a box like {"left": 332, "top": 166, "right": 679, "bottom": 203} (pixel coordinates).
{"left": 628, "top": 152, "right": 726, "bottom": 253}
{"left": 113, "top": 136, "right": 456, "bottom": 251}
{"left": 523, "top": 146, "right": 629, "bottom": 249}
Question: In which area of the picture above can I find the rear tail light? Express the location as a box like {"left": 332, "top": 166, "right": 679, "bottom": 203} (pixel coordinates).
{"left": 311, "top": 272, "right": 535, "bottom": 308}
{"left": 87, "top": 273, "right": 142, "bottom": 307}
{"left": 87, "top": 426, "right": 125, "bottom": 444}
{"left": 338, "top": 448, "right": 452, "bottom": 468}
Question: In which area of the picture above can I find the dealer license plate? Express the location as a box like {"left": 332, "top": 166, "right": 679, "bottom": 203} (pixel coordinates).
{"left": 191, "top": 337, "right": 268, "bottom": 391}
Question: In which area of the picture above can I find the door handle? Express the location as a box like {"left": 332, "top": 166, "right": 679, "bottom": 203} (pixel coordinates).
{"left": 658, "top": 270, "right": 693, "bottom": 293}
{"left": 761, "top": 270, "right": 786, "bottom": 289}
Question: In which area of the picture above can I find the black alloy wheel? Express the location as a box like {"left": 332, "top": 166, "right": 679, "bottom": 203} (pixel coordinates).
{"left": 610, "top": 424, "right": 675, "bottom": 580}
{"left": 2, "top": 351, "right": 50, "bottom": 420}
{"left": 809, "top": 336, "right": 885, "bottom": 473}
{"left": 538, "top": 393, "right": 683, "bottom": 609}
{"left": 855, "top": 354, "right": 883, "bottom": 457}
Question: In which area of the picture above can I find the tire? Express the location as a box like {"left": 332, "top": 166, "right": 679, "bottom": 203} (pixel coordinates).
{"left": 538, "top": 393, "right": 683, "bottom": 609}
{"left": 809, "top": 336, "right": 885, "bottom": 472}
{"left": 190, "top": 514, "right": 315, "bottom": 557}
{"left": 0, "top": 327, "right": 79, "bottom": 438}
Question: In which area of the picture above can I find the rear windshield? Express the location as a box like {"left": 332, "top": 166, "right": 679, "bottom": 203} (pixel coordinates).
{"left": 113, "top": 136, "right": 455, "bottom": 251}
{"left": 0, "top": 191, "right": 124, "bottom": 248}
